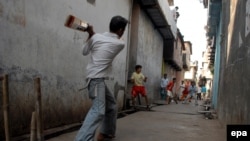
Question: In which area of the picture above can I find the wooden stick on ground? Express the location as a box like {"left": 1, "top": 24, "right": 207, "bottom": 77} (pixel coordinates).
{"left": 30, "top": 111, "right": 37, "bottom": 141}
{"left": 3, "top": 74, "right": 10, "bottom": 141}
{"left": 34, "top": 77, "right": 43, "bottom": 141}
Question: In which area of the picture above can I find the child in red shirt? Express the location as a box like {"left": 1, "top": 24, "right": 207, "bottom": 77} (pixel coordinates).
{"left": 166, "top": 78, "right": 178, "bottom": 104}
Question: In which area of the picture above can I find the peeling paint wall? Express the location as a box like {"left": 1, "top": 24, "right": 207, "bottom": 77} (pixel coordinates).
{"left": 0, "top": 0, "right": 131, "bottom": 138}
{"left": 217, "top": 0, "right": 250, "bottom": 125}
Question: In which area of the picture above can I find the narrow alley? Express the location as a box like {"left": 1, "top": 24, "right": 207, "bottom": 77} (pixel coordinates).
{"left": 47, "top": 101, "right": 225, "bottom": 141}
{"left": 1, "top": 0, "right": 250, "bottom": 141}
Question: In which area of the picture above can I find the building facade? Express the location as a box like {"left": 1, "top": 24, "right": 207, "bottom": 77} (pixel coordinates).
{"left": 204, "top": 0, "right": 250, "bottom": 125}
{"left": 0, "top": 0, "right": 187, "bottom": 138}
{"left": 184, "top": 61, "right": 198, "bottom": 81}
{"left": 183, "top": 41, "right": 196, "bottom": 81}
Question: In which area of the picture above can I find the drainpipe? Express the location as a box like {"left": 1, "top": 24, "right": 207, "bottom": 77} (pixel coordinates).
{"left": 123, "top": 0, "right": 133, "bottom": 110}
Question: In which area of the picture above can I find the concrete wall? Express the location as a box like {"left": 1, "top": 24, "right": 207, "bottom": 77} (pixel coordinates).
{"left": 0, "top": 0, "right": 131, "bottom": 138}
{"left": 136, "top": 10, "right": 163, "bottom": 101}
{"left": 128, "top": 1, "right": 163, "bottom": 103}
{"left": 217, "top": 0, "right": 250, "bottom": 125}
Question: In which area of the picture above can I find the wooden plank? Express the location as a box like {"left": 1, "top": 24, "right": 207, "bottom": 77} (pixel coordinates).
{"left": 199, "top": 104, "right": 212, "bottom": 107}
{"left": 34, "top": 77, "right": 44, "bottom": 141}
{"left": 30, "top": 111, "right": 37, "bottom": 141}
{"left": 12, "top": 123, "right": 82, "bottom": 141}
{"left": 134, "top": 104, "right": 155, "bottom": 108}
{"left": 3, "top": 74, "right": 10, "bottom": 141}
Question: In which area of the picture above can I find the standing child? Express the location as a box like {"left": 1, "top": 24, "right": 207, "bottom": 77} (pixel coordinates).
{"left": 166, "top": 78, "right": 178, "bottom": 104}
{"left": 178, "top": 80, "right": 185, "bottom": 100}
{"left": 160, "top": 73, "right": 169, "bottom": 100}
{"left": 180, "top": 81, "right": 189, "bottom": 101}
{"left": 197, "top": 86, "right": 202, "bottom": 100}
{"left": 201, "top": 86, "right": 207, "bottom": 100}
{"left": 130, "top": 65, "right": 150, "bottom": 109}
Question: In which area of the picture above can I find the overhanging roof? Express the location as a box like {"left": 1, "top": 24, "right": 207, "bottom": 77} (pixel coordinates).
{"left": 167, "top": 60, "right": 182, "bottom": 71}
{"left": 206, "top": 0, "right": 222, "bottom": 37}
{"left": 137, "top": 0, "right": 176, "bottom": 40}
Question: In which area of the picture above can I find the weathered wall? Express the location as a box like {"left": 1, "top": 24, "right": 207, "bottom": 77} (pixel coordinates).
{"left": 128, "top": 1, "right": 163, "bottom": 103}
{"left": 0, "top": 0, "right": 131, "bottom": 138}
{"left": 217, "top": 0, "right": 250, "bottom": 125}
{"left": 136, "top": 10, "right": 163, "bottom": 102}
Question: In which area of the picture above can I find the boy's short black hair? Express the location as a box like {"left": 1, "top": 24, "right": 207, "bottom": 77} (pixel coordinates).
{"left": 135, "top": 65, "right": 142, "bottom": 70}
{"left": 109, "top": 16, "right": 128, "bottom": 32}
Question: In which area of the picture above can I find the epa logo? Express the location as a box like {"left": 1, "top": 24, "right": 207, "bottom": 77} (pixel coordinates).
{"left": 227, "top": 125, "right": 250, "bottom": 140}
{"left": 231, "top": 131, "right": 247, "bottom": 138}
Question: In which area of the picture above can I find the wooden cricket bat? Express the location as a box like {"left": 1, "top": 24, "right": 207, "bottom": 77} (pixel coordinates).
{"left": 64, "top": 15, "right": 88, "bottom": 32}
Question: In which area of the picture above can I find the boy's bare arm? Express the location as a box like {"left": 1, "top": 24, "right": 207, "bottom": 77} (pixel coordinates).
{"left": 144, "top": 77, "right": 147, "bottom": 82}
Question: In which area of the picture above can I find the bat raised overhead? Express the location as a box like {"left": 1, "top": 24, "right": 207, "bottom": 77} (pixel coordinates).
{"left": 64, "top": 15, "right": 89, "bottom": 32}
